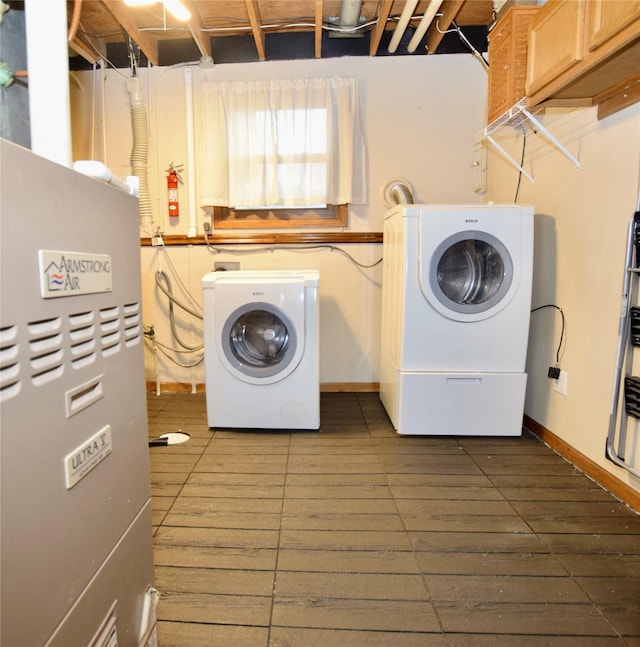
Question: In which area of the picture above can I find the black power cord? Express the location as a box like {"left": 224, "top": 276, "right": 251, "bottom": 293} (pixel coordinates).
{"left": 514, "top": 132, "right": 527, "bottom": 202}
{"left": 531, "top": 304, "right": 565, "bottom": 378}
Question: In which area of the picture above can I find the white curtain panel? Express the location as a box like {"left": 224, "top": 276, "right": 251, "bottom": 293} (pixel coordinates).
{"left": 199, "top": 77, "right": 366, "bottom": 208}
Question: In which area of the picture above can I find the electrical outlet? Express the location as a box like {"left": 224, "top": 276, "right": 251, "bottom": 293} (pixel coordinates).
{"left": 553, "top": 370, "right": 568, "bottom": 396}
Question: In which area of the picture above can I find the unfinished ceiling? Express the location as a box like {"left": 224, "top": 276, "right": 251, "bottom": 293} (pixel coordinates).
{"left": 67, "top": 0, "right": 494, "bottom": 67}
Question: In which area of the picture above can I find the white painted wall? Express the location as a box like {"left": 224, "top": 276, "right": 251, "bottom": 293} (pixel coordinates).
{"left": 484, "top": 103, "right": 640, "bottom": 491}
{"left": 70, "top": 54, "right": 488, "bottom": 388}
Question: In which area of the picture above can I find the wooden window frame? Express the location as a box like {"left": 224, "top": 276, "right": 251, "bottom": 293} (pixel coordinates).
{"left": 212, "top": 204, "right": 348, "bottom": 229}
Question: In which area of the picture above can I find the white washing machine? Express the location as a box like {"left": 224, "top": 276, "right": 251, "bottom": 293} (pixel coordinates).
{"left": 380, "top": 203, "right": 534, "bottom": 436}
{"left": 203, "top": 269, "right": 320, "bottom": 430}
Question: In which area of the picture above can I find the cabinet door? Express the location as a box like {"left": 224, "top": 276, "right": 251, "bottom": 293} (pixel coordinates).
{"left": 587, "top": 0, "right": 640, "bottom": 51}
{"left": 487, "top": 17, "right": 516, "bottom": 122}
{"left": 526, "top": 0, "right": 586, "bottom": 98}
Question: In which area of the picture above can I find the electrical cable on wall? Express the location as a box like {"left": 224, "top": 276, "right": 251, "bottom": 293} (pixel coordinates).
{"left": 147, "top": 14, "right": 419, "bottom": 37}
{"left": 202, "top": 224, "right": 383, "bottom": 269}
{"left": 126, "top": 35, "right": 140, "bottom": 76}
{"left": 450, "top": 20, "right": 489, "bottom": 68}
{"left": 514, "top": 132, "right": 527, "bottom": 202}
{"left": 434, "top": 19, "right": 488, "bottom": 69}
{"left": 531, "top": 304, "right": 565, "bottom": 377}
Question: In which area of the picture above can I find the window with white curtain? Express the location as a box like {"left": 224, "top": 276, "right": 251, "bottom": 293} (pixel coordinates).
{"left": 199, "top": 76, "right": 366, "bottom": 228}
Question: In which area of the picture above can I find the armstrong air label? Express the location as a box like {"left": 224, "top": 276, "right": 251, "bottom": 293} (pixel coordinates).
{"left": 38, "top": 250, "right": 113, "bottom": 298}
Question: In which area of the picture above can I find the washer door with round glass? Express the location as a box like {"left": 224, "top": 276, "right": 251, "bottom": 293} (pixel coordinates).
{"left": 420, "top": 230, "right": 518, "bottom": 322}
{"left": 219, "top": 302, "right": 304, "bottom": 385}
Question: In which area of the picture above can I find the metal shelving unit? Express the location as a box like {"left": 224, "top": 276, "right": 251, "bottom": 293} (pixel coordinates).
{"left": 476, "top": 99, "right": 581, "bottom": 184}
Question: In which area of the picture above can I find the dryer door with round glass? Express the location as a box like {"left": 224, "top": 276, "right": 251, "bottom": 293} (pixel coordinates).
{"left": 220, "top": 302, "right": 304, "bottom": 384}
{"left": 422, "top": 230, "right": 518, "bottom": 322}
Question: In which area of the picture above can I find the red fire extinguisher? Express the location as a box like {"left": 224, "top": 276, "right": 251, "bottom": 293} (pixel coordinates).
{"left": 166, "top": 163, "right": 183, "bottom": 218}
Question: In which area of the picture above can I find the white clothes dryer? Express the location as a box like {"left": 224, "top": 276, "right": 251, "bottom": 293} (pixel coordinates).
{"left": 380, "top": 204, "right": 534, "bottom": 436}
{"left": 203, "top": 270, "right": 319, "bottom": 430}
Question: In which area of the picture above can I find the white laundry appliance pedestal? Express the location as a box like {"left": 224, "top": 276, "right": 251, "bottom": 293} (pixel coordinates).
{"left": 380, "top": 204, "right": 534, "bottom": 436}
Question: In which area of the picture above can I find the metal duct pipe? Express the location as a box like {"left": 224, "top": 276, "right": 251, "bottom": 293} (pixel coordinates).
{"left": 390, "top": 183, "right": 414, "bottom": 204}
{"left": 407, "top": 0, "right": 444, "bottom": 53}
{"left": 388, "top": 0, "right": 419, "bottom": 53}
{"left": 383, "top": 178, "right": 415, "bottom": 206}
{"left": 339, "top": 0, "right": 363, "bottom": 27}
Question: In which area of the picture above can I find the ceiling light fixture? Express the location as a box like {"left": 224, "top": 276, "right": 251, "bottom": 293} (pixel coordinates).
{"left": 162, "top": 0, "right": 191, "bottom": 22}
{"left": 123, "top": 0, "right": 191, "bottom": 22}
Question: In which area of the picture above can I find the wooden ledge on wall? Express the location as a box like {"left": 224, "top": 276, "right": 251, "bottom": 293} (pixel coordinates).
{"left": 524, "top": 415, "right": 640, "bottom": 513}
{"left": 140, "top": 232, "right": 383, "bottom": 246}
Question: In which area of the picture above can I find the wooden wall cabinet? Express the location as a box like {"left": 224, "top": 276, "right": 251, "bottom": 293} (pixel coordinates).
{"left": 526, "top": 0, "right": 640, "bottom": 118}
{"left": 487, "top": 7, "right": 538, "bottom": 123}
{"left": 588, "top": 0, "right": 640, "bottom": 51}
{"left": 526, "top": 0, "right": 586, "bottom": 99}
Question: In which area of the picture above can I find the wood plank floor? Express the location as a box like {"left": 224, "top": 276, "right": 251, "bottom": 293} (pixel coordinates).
{"left": 147, "top": 392, "right": 640, "bottom": 646}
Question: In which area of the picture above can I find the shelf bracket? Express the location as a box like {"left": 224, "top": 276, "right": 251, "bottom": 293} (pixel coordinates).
{"left": 520, "top": 105, "right": 580, "bottom": 171}
{"left": 477, "top": 99, "right": 581, "bottom": 184}
{"left": 485, "top": 134, "right": 534, "bottom": 184}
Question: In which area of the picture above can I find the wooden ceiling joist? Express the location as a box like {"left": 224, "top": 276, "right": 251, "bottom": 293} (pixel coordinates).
{"left": 184, "top": 1, "right": 211, "bottom": 59}
{"left": 425, "top": 0, "right": 465, "bottom": 54}
{"left": 244, "top": 0, "right": 266, "bottom": 62}
{"left": 67, "top": 1, "right": 493, "bottom": 66}
{"left": 69, "top": 22, "right": 107, "bottom": 65}
{"left": 369, "top": 0, "right": 393, "bottom": 57}
{"left": 98, "top": 0, "right": 159, "bottom": 65}
{"left": 315, "top": 0, "right": 323, "bottom": 59}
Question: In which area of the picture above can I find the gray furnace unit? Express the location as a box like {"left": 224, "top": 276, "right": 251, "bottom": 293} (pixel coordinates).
{"left": 0, "top": 139, "right": 156, "bottom": 646}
